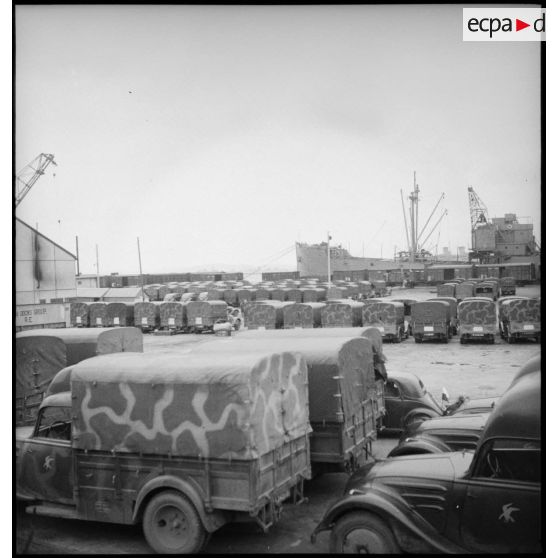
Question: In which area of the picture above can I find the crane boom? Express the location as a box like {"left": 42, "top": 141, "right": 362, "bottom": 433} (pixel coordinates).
{"left": 15, "top": 153, "right": 57, "bottom": 207}
{"left": 467, "top": 186, "right": 490, "bottom": 230}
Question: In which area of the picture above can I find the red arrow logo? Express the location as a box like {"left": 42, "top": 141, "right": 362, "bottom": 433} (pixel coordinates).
{"left": 516, "top": 19, "right": 530, "bottom": 31}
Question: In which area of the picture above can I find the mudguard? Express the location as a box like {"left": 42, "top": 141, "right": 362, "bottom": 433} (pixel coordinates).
{"left": 133, "top": 474, "right": 228, "bottom": 533}
{"left": 310, "top": 483, "right": 466, "bottom": 553}
{"left": 401, "top": 407, "right": 439, "bottom": 429}
{"left": 388, "top": 436, "right": 451, "bottom": 457}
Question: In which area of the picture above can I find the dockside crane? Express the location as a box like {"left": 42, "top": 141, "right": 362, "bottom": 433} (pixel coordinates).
{"left": 467, "top": 186, "right": 490, "bottom": 230}
{"left": 15, "top": 153, "right": 57, "bottom": 207}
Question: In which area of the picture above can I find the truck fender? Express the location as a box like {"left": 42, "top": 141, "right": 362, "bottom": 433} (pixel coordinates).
{"left": 132, "top": 474, "right": 228, "bottom": 533}
{"left": 388, "top": 436, "right": 451, "bottom": 457}
{"left": 311, "top": 484, "right": 465, "bottom": 554}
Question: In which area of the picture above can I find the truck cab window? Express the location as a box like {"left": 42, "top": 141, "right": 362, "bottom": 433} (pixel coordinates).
{"left": 35, "top": 406, "right": 72, "bottom": 441}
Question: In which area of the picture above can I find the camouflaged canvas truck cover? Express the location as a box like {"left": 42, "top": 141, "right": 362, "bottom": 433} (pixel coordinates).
{"left": 254, "top": 287, "right": 272, "bottom": 301}
{"left": 497, "top": 296, "right": 528, "bottom": 318}
{"left": 159, "top": 301, "right": 188, "bottom": 329}
{"left": 411, "top": 300, "right": 450, "bottom": 327}
{"left": 106, "top": 302, "right": 135, "bottom": 327}
{"left": 70, "top": 302, "right": 90, "bottom": 327}
{"left": 300, "top": 288, "right": 326, "bottom": 303}
{"left": 458, "top": 299, "right": 497, "bottom": 333}
{"left": 223, "top": 288, "right": 239, "bottom": 306}
{"left": 361, "top": 301, "right": 404, "bottom": 334}
{"left": 185, "top": 300, "right": 228, "bottom": 327}
{"left": 283, "top": 288, "right": 303, "bottom": 303}
{"left": 236, "top": 288, "right": 257, "bottom": 304}
{"left": 134, "top": 301, "right": 163, "bottom": 328}
{"left": 270, "top": 288, "right": 288, "bottom": 302}
{"left": 194, "top": 336, "right": 375, "bottom": 425}
{"left": 437, "top": 283, "right": 457, "bottom": 298}
{"left": 16, "top": 328, "right": 143, "bottom": 424}
{"left": 321, "top": 300, "right": 364, "bottom": 327}
{"left": 70, "top": 350, "right": 311, "bottom": 460}
{"left": 142, "top": 284, "right": 162, "bottom": 301}
{"left": 235, "top": 327, "right": 387, "bottom": 422}
{"left": 283, "top": 302, "right": 326, "bottom": 328}
{"left": 243, "top": 301, "right": 295, "bottom": 329}
{"left": 455, "top": 282, "right": 475, "bottom": 301}
{"left": 88, "top": 302, "right": 110, "bottom": 327}
{"left": 326, "top": 286, "right": 348, "bottom": 300}
{"left": 500, "top": 298, "right": 541, "bottom": 332}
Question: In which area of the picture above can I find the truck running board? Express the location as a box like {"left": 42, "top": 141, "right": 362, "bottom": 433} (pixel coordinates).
{"left": 26, "top": 503, "right": 79, "bottom": 520}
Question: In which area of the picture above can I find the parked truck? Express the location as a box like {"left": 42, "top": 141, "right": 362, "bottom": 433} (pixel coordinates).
{"left": 238, "top": 326, "right": 387, "bottom": 430}
{"left": 411, "top": 301, "right": 451, "bottom": 343}
{"left": 361, "top": 301, "right": 405, "bottom": 342}
{"left": 500, "top": 298, "right": 541, "bottom": 343}
{"left": 458, "top": 298, "right": 497, "bottom": 344}
{"left": 185, "top": 300, "right": 228, "bottom": 333}
{"left": 192, "top": 335, "right": 378, "bottom": 475}
{"left": 15, "top": 327, "right": 143, "bottom": 426}
{"left": 16, "top": 351, "right": 312, "bottom": 554}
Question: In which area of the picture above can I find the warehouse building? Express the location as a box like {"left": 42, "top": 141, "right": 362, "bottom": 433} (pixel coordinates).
{"left": 15, "top": 218, "right": 77, "bottom": 330}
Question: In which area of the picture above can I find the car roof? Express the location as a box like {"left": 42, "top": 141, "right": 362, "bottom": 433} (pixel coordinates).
{"left": 480, "top": 369, "right": 540, "bottom": 443}
{"left": 387, "top": 372, "right": 426, "bottom": 397}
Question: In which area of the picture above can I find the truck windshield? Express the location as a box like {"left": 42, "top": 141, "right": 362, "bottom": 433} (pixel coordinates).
{"left": 35, "top": 406, "right": 72, "bottom": 441}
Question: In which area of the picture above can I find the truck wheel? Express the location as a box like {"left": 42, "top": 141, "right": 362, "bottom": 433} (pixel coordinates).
{"left": 330, "top": 512, "right": 398, "bottom": 554}
{"left": 142, "top": 490, "right": 207, "bottom": 554}
{"left": 460, "top": 337, "right": 466, "bottom": 345}
{"left": 414, "top": 336, "right": 422, "bottom": 343}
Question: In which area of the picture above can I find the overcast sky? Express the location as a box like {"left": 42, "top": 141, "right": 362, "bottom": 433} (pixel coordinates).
{"left": 15, "top": 4, "right": 541, "bottom": 275}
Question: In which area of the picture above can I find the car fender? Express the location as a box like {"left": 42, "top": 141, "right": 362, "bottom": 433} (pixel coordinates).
{"left": 388, "top": 436, "right": 451, "bottom": 457}
{"left": 132, "top": 474, "right": 228, "bottom": 533}
{"left": 311, "top": 484, "right": 465, "bottom": 553}
{"left": 401, "top": 407, "right": 439, "bottom": 429}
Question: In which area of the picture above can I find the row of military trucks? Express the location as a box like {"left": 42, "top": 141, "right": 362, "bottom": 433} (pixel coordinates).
{"left": 140, "top": 280, "right": 388, "bottom": 305}
{"left": 70, "top": 300, "right": 231, "bottom": 333}
{"left": 239, "top": 295, "right": 540, "bottom": 345}
{"left": 16, "top": 325, "right": 391, "bottom": 553}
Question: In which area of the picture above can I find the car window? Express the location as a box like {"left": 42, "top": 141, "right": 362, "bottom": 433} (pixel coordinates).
{"left": 475, "top": 439, "right": 540, "bottom": 483}
{"left": 385, "top": 380, "right": 401, "bottom": 398}
{"left": 35, "top": 406, "right": 72, "bottom": 441}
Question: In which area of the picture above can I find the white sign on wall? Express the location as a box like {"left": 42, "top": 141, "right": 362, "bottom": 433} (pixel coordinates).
{"left": 15, "top": 304, "right": 66, "bottom": 327}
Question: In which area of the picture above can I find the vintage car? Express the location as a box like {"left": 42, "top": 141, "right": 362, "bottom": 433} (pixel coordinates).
{"left": 388, "top": 412, "right": 491, "bottom": 457}
{"left": 382, "top": 372, "right": 448, "bottom": 431}
{"left": 311, "top": 367, "right": 541, "bottom": 553}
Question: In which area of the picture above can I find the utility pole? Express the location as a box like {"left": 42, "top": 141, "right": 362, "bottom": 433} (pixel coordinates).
{"left": 326, "top": 231, "right": 331, "bottom": 286}
{"left": 95, "top": 244, "right": 100, "bottom": 288}
{"left": 75, "top": 236, "right": 80, "bottom": 276}
{"left": 137, "top": 237, "right": 145, "bottom": 301}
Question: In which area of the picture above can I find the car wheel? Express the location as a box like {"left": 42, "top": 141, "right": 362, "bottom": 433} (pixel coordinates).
{"left": 142, "top": 490, "right": 207, "bottom": 554}
{"left": 330, "top": 512, "right": 398, "bottom": 554}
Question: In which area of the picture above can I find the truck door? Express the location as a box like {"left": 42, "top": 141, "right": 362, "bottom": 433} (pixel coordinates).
{"left": 18, "top": 404, "right": 74, "bottom": 505}
{"left": 459, "top": 438, "right": 541, "bottom": 553}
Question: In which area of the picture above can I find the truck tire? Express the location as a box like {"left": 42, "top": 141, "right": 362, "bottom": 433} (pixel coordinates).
{"left": 142, "top": 490, "right": 207, "bottom": 554}
{"left": 460, "top": 337, "right": 466, "bottom": 345}
{"left": 414, "top": 336, "right": 422, "bottom": 344}
{"left": 330, "top": 512, "right": 398, "bottom": 554}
